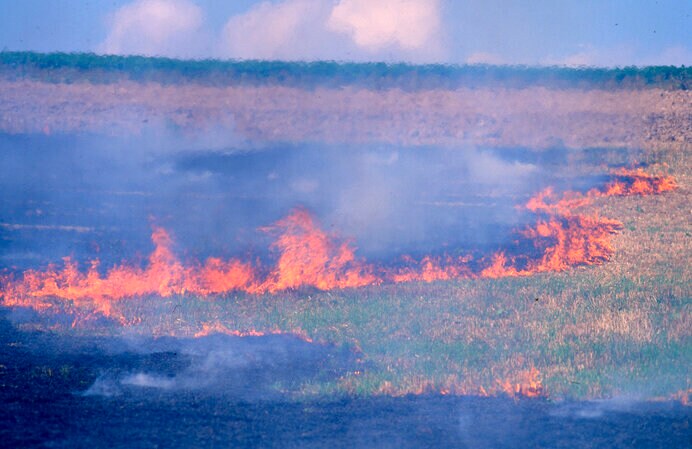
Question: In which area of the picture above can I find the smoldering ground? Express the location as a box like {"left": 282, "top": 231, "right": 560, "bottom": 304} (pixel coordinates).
{"left": 85, "top": 332, "right": 361, "bottom": 398}
{"left": 1, "top": 308, "right": 360, "bottom": 400}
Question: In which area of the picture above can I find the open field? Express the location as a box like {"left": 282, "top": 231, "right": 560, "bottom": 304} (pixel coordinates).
{"left": 56, "top": 163, "right": 688, "bottom": 400}
{"left": 1, "top": 76, "right": 690, "bottom": 152}
{"left": 0, "top": 54, "right": 690, "bottom": 407}
{"left": 1, "top": 54, "right": 690, "bottom": 153}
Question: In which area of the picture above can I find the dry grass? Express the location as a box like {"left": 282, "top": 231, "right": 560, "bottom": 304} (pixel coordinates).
{"left": 0, "top": 78, "right": 689, "bottom": 151}
{"left": 1, "top": 67, "right": 689, "bottom": 400}
{"left": 12, "top": 150, "right": 690, "bottom": 400}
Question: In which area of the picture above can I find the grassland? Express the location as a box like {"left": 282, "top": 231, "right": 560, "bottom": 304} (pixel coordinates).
{"left": 2, "top": 52, "right": 690, "bottom": 401}
{"left": 34, "top": 156, "right": 680, "bottom": 401}
{"left": 1, "top": 70, "right": 690, "bottom": 152}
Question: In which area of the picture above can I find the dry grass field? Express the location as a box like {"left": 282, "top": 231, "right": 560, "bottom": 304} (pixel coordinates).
{"left": 0, "top": 56, "right": 689, "bottom": 402}
{"left": 0, "top": 78, "right": 689, "bottom": 152}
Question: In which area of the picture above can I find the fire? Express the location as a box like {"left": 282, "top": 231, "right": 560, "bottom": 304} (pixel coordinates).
{"left": 0, "top": 168, "right": 677, "bottom": 321}
{"left": 483, "top": 168, "right": 674, "bottom": 277}
{"left": 606, "top": 167, "right": 677, "bottom": 195}
{"left": 0, "top": 210, "right": 378, "bottom": 318}
{"left": 193, "top": 321, "right": 313, "bottom": 342}
{"left": 526, "top": 168, "right": 677, "bottom": 215}
{"left": 369, "top": 367, "right": 545, "bottom": 398}
{"left": 670, "top": 389, "right": 691, "bottom": 406}
{"left": 257, "top": 208, "right": 377, "bottom": 292}
{"left": 494, "top": 367, "right": 545, "bottom": 398}
{"left": 388, "top": 255, "right": 473, "bottom": 283}
{"left": 0, "top": 227, "right": 257, "bottom": 320}
{"left": 0, "top": 168, "right": 677, "bottom": 401}
{"left": 481, "top": 215, "right": 623, "bottom": 278}
{"left": 183, "top": 257, "right": 256, "bottom": 295}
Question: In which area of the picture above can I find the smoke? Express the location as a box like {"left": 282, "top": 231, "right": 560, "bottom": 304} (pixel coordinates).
{"left": 0, "top": 124, "right": 545, "bottom": 275}
{"left": 83, "top": 332, "right": 357, "bottom": 398}
{"left": 169, "top": 139, "right": 543, "bottom": 260}
{"left": 0, "top": 124, "right": 249, "bottom": 271}
{"left": 549, "top": 397, "right": 645, "bottom": 419}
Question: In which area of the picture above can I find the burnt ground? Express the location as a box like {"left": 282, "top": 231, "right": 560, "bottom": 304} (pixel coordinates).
{"left": 0, "top": 310, "right": 689, "bottom": 449}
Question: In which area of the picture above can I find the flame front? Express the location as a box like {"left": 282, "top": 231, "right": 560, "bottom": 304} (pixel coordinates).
{"left": 371, "top": 366, "right": 546, "bottom": 398}
{"left": 0, "top": 168, "right": 677, "bottom": 321}
{"left": 258, "top": 208, "right": 377, "bottom": 292}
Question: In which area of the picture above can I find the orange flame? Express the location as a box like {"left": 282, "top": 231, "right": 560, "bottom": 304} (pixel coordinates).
{"left": 0, "top": 168, "right": 676, "bottom": 321}
{"left": 483, "top": 168, "right": 674, "bottom": 277}
{"left": 193, "top": 321, "right": 313, "bottom": 342}
{"left": 370, "top": 367, "right": 545, "bottom": 398}
{"left": 481, "top": 215, "right": 623, "bottom": 278}
{"left": 258, "top": 208, "right": 377, "bottom": 292}
{"left": 0, "top": 210, "right": 377, "bottom": 319}
{"left": 388, "top": 255, "right": 473, "bottom": 283}
{"left": 494, "top": 366, "right": 545, "bottom": 398}
{"left": 527, "top": 168, "right": 677, "bottom": 216}
{"left": 606, "top": 168, "right": 677, "bottom": 196}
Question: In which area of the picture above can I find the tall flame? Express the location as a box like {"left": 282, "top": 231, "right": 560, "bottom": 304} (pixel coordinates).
{"left": 0, "top": 168, "right": 677, "bottom": 321}
{"left": 258, "top": 208, "right": 377, "bottom": 292}
{"left": 480, "top": 168, "right": 675, "bottom": 277}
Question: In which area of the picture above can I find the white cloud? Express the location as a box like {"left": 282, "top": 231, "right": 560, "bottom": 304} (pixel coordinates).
{"left": 99, "top": 0, "right": 205, "bottom": 57}
{"left": 542, "top": 43, "right": 692, "bottom": 68}
{"left": 219, "top": 0, "right": 445, "bottom": 62}
{"left": 219, "top": 0, "right": 334, "bottom": 60}
{"left": 327, "top": 0, "right": 441, "bottom": 51}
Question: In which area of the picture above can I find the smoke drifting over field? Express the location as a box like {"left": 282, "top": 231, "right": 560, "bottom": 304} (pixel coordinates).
{"left": 84, "top": 332, "right": 356, "bottom": 398}
{"left": 0, "top": 128, "right": 543, "bottom": 272}
{"left": 0, "top": 121, "right": 677, "bottom": 326}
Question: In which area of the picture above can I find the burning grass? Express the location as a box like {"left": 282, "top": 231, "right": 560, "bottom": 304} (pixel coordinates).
{"left": 1, "top": 169, "right": 675, "bottom": 318}
{"left": 0, "top": 166, "right": 688, "bottom": 400}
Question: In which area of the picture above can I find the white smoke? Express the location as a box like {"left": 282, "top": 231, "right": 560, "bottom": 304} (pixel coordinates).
{"left": 82, "top": 333, "right": 353, "bottom": 397}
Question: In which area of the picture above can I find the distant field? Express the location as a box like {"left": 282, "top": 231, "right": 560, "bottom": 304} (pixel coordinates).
{"left": 0, "top": 53, "right": 690, "bottom": 152}
{"left": 2, "top": 52, "right": 690, "bottom": 90}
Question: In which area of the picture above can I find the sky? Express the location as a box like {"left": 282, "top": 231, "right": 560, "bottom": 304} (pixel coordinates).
{"left": 0, "top": 0, "right": 690, "bottom": 66}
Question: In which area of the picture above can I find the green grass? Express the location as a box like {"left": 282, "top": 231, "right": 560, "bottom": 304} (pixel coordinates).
{"left": 1, "top": 78, "right": 686, "bottom": 400}
{"left": 86, "top": 265, "right": 688, "bottom": 400}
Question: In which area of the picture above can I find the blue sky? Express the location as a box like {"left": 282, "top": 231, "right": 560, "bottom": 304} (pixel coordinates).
{"left": 0, "top": 0, "right": 689, "bottom": 66}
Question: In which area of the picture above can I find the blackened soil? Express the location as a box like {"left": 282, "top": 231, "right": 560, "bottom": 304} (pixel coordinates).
{"left": 0, "top": 311, "right": 689, "bottom": 449}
